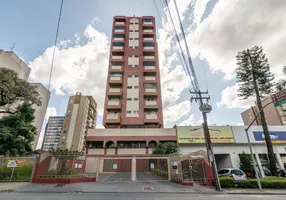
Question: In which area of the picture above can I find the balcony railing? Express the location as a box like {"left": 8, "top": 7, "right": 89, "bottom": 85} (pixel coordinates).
{"left": 114, "top": 29, "right": 124, "bottom": 32}
{"left": 144, "top": 46, "right": 154, "bottom": 50}
{"left": 145, "top": 114, "right": 158, "bottom": 119}
{"left": 144, "top": 56, "right": 155, "bottom": 59}
{"left": 108, "top": 101, "right": 120, "bottom": 106}
{"left": 143, "top": 22, "right": 153, "bottom": 25}
{"left": 145, "top": 88, "right": 156, "bottom": 92}
{"left": 113, "top": 46, "right": 123, "bottom": 50}
{"left": 109, "top": 88, "right": 120, "bottom": 92}
{"left": 106, "top": 114, "right": 119, "bottom": 119}
{"left": 112, "top": 56, "right": 123, "bottom": 59}
{"left": 145, "top": 76, "right": 156, "bottom": 80}
{"left": 113, "top": 38, "right": 124, "bottom": 41}
{"left": 143, "top": 29, "right": 153, "bottom": 32}
{"left": 144, "top": 38, "right": 153, "bottom": 41}
{"left": 110, "top": 76, "right": 121, "bottom": 81}
{"left": 111, "top": 66, "right": 122, "bottom": 70}
{"left": 146, "top": 101, "right": 157, "bottom": 105}
{"left": 115, "top": 22, "right": 125, "bottom": 25}
{"left": 144, "top": 66, "right": 155, "bottom": 70}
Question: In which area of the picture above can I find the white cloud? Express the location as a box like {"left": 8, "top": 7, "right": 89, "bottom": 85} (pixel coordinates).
{"left": 187, "top": 0, "right": 286, "bottom": 79}
{"left": 216, "top": 83, "right": 255, "bottom": 109}
{"left": 163, "top": 100, "right": 191, "bottom": 124}
{"left": 91, "top": 16, "right": 101, "bottom": 24}
{"left": 35, "top": 107, "right": 58, "bottom": 149}
{"left": 29, "top": 24, "right": 109, "bottom": 117}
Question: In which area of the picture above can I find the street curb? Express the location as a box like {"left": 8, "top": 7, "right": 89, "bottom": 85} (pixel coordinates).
{"left": 225, "top": 192, "right": 286, "bottom": 195}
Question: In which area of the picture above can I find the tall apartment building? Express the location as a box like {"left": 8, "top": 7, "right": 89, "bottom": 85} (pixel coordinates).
{"left": 0, "top": 50, "right": 50, "bottom": 149}
{"left": 241, "top": 95, "right": 286, "bottom": 126}
{"left": 42, "top": 116, "right": 64, "bottom": 151}
{"left": 60, "top": 92, "right": 97, "bottom": 151}
{"left": 103, "top": 16, "right": 163, "bottom": 128}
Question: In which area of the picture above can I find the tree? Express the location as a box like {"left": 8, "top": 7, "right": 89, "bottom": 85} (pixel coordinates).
{"left": 49, "top": 147, "right": 82, "bottom": 175}
{"left": 236, "top": 46, "right": 277, "bottom": 176}
{"left": 152, "top": 142, "right": 178, "bottom": 155}
{"left": 276, "top": 66, "right": 286, "bottom": 92}
{"left": 0, "top": 102, "right": 37, "bottom": 156}
{"left": 0, "top": 68, "right": 42, "bottom": 114}
{"left": 239, "top": 152, "right": 253, "bottom": 175}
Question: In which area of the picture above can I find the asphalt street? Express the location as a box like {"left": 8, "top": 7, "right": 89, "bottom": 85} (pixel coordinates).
{"left": 1, "top": 193, "right": 286, "bottom": 200}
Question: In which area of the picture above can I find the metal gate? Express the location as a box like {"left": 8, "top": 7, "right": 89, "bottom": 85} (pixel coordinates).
{"left": 0, "top": 156, "right": 36, "bottom": 182}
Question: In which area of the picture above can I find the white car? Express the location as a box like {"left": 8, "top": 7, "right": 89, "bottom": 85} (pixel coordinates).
{"left": 218, "top": 168, "right": 247, "bottom": 182}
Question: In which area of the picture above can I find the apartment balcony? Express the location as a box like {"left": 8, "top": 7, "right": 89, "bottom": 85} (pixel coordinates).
{"left": 144, "top": 114, "right": 160, "bottom": 123}
{"left": 144, "top": 101, "right": 158, "bottom": 109}
{"left": 144, "top": 37, "right": 154, "bottom": 41}
{"left": 105, "top": 114, "right": 120, "bottom": 123}
{"left": 111, "top": 55, "right": 123, "bottom": 61}
{"left": 144, "top": 88, "right": 158, "bottom": 96}
{"left": 106, "top": 101, "right": 121, "bottom": 110}
{"left": 144, "top": 66, "right": 156, "bottom": 73}
{"left": 112, "top": 46, "right": 124, "bottom": 50}
{"left": 113, "top": 37, "right": 124, "bottom": 41}
{"left": 109, "top": 65, "right": 123, "bottom": 72}
{"left": 108, "top": 76, "right": 122, "bottom": 84}
{"left": 115, "top": 21, "right": 125, "bottom": 25}
{"left": 144, "top": 56, "right": 155, "bottom": 59}
{"left": 114, "top": 29, "right": 125, "bottom": 33}
{"left": 107, "top": 88, "right": 122, "bottom": 96}
{"left": 143, "top": 21, "right": 153, "bottom": 25}
{"left": 143, "top": 46, "right": 154, "bottom": 50}
{"left": 144, "top": 76, "right": 156, "bottom": 83}
{"left": 143, "top": 29, "right": 154, "bottom": 33}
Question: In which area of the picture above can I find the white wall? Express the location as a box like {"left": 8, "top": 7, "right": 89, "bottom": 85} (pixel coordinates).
{"left": 126, "top": 76, "right": 139, "bottom": 117}
{"left": 31, "top": 83, "right": 50, "bottom": 150}
{"left": 66, "top": 104, "right": 79, "bottom": 149}
{"left": 0, "top": 50, "right": 31, "bottom": 80}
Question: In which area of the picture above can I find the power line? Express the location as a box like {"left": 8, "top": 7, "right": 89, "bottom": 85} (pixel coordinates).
{"left": 153, "top": 0, "right": 162, "bottom": 20}
{"left": 48, "top": 0, "right": 64, "bottom": 92}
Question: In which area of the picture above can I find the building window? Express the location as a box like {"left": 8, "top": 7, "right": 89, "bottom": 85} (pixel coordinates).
{"left": 114, "top": 26, "right": 124, "bottom": 30}
{"left": 127, "top": 86, "right": 132, "bottom": 89}
{"left": 127, "top": 98, "right": 132, "bottom": 101}
{"left": 113, "top": 34, "right": 124, "bottom": 38}
{"left": 128, "top": 75, "right": 132, "bottom": 78}
{"left": 118, "top": 141, "right": 146, "bottom": 148}
{"left": 134, "top": 110, "right": 139, "bottom": 114}
{"left": 134, "top": 75, "right": 139, "bottom": 77}
{"left": 143, "top": 42, "right": 154, "bottom": 47}
{"left": 127, "top": 110, "right": 132, "bottom": 114}
{"left": 134, "top": 65, "right": 139, "bottom": 67}
{"left": 143, "top": 19, "right": 153, "bottom": 22}
{"left": 134, "top": 86, "right": 139, "bottom": 89}
{"left": 143, "top": 61, "right": 156, "bottom": 66}
{"left": 112, "top": 42, "right": 124, "bottom": 47}
{"left": 134, "top": 98, "right": 138, "bottom": 101}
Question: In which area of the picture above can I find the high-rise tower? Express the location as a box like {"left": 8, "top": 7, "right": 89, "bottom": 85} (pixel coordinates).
{"left": 103, "top": 16, "right": 163, "bottom": 128}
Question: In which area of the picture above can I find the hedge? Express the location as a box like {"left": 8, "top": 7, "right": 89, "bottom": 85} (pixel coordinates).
{"left": 150, "top": 168, "right": 168, "bottom": 178}
{"left": 220, "top": 176, "right": 286, "bottom": 189}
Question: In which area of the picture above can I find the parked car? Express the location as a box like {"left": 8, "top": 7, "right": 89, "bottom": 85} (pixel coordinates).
{"left": 218, "top": 168, "right": 247, "bottom": 182}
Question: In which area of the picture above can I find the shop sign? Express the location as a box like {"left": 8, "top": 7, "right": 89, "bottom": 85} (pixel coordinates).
{"left": 7, "top": 160, "right": 25, "bottom": 168}
{"left": 253, "top": 131, "right": 286, "bottom": 143}
{"left": 177, "top": 126, "right": 235, "bottom": 144}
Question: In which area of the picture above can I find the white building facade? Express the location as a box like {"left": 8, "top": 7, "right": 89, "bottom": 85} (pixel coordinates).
{"left": 42, "top": 116, "right": 65, "bottom": 151}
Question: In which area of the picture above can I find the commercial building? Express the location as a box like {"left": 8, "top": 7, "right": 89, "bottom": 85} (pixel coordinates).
{"left": 42, "top": 116, "right": 64, "bottom": 151}
{"left": 176, "top": 125, "right": 286, "bottom": 177}
{"left": 103, "top": 16, "right": 163, "bottom": 128}
{"left": 60, "top": 92, "right": 97, "bottom": 151}
{"left": 241, "top": 95, "right": 286, "bottom": 126}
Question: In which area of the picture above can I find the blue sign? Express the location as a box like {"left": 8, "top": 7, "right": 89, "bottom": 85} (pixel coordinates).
{"left": 253, "top": 131, "right": 286, "bottom": 143}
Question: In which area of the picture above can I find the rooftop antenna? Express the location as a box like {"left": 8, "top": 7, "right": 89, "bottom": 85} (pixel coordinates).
{"left": 10, "top": 43, "right": 16, "bottom": 51}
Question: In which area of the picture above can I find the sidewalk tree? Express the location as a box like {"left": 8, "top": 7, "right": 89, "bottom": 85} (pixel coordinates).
{"left": 0, "top": 68, "right": 41, "bottom": 114}
{"left": 152, "top": 142, "right": 178, "bottom": 155}
{"left": 236, "top": 46, "right": 277, "bottom": 176}
{"left": 0, "top": 102, "right": 37, "bottom": 156}
{"left": 276, "top": 66, "right": 286, "bottom": 91}
{"left": 239, "top": 152, "right": 253, "bottom": 176}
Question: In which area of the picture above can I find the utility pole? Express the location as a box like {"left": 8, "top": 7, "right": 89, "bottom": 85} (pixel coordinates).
{"left": 190, "top": 90, "right": 221, "bottom": 191}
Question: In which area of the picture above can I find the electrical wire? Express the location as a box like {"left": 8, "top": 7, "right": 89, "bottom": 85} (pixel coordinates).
{"left": 153, "top": 0, "right": 162, "bottom": 20}
{"left": 47, "top": 0, "right": 64, "bottom": 92}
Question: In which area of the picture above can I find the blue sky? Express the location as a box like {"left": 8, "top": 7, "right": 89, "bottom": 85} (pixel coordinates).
{"left": 1, "top": 0, "right": 285, "bottom": 148}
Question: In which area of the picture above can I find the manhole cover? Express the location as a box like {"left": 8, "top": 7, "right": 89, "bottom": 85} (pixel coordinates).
{"left": 143, "top": 186, "right": 153, "bottom": 191}
{"left": 55, "top": 184, "right": 65, "bottom": 187}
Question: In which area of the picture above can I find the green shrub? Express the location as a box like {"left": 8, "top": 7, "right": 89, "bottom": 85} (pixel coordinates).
{"left": 219, "top": 177, "right": 235, "bottom": 188}
{"left": 151, "top": 168, "right": 168, "bottom": 178}
{"left": 239, "top": 177, "right": 286, "bottom": 189}
{"left": 0, "top": 163, "right": 33, "bottom": 181}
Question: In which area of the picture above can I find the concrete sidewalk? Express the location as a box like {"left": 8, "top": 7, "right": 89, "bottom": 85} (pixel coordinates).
{"left": 222, "top": 188, "right": 286, "bottom": 195}
{"left": 0, "top": 182, "right": 30, "bottom": 192}
{"left": 14, "top": 181, "right": 217, "bottom": 194}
